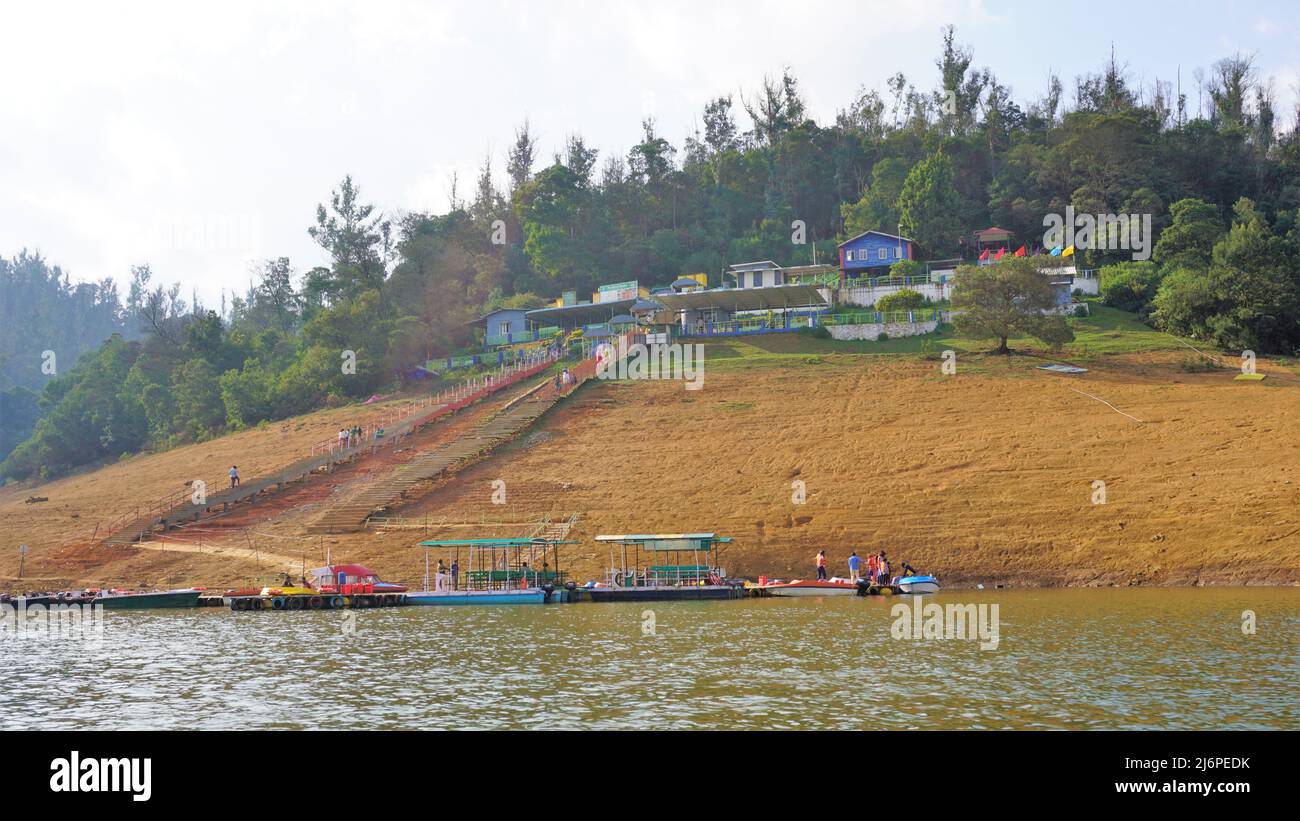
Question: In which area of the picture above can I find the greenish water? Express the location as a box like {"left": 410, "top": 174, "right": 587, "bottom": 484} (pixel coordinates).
{"left": 2, "top": 588, "right": 1295, "bottom": 730}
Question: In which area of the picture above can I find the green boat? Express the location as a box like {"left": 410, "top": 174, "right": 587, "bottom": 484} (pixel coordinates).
{"left": 92, "top": 588, "right": 203, "bottom": 609}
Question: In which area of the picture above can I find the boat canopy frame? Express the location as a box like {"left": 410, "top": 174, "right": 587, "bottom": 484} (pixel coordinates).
{"left": 593, "top": 533, "right": 731, "bottom": 588}
{"left": 416, "top": 537, "right": 575, "bottom": 592}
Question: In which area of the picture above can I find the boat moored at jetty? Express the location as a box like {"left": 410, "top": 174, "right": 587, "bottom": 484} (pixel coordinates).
{"left": 309, "top": 564, "right": 408, "bottom": 595}
{"left": 92, "top": 588, "right": 204, "bottom": 609}
{"left": 407, "top": 536, "right": 573, "bottom": 605}
{"left": 763, "top": 579, "right": 858, "bottom": 597}
{"left": 895, "top": 575, "right": 941, "bottom": 594}
{"left": 583, "top": 533, "right": 744, "bottom": 602}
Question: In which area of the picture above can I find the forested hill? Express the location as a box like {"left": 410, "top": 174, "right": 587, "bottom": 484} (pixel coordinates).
{"left": 4, "top": 27, "right": 1300, "bottom": 481}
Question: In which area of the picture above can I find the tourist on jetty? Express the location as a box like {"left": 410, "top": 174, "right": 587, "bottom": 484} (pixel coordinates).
{"left": 435, "top": 559, "right": 448, "bottom": 591}
{"left": 815, "top": 550, "right": 828, "bottom": 580}
{"left": 229, "top": 465, "right": 240, "bottom": 488}
{"left": 877, "top": 552, "right": 891, "bottom": 585}
{"left": 847, "top": 551, "right": 861, "bottom": 583}
{"left": 450, "top": 559, "right": 459, "bottom": 591}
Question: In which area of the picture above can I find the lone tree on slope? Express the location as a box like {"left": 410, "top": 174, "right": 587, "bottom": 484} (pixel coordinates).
{"left": 951, "top": 256, "right": 1075, "bottom": 354}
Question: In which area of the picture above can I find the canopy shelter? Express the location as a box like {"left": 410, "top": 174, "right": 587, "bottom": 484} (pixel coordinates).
{"left": 651, "top": 284, "right": 827, "bottom": 336}
{"left": 416, "top": 537, "right": 576, "bottom": 591}
{"left": 594, "top": 533, "right": 732, "bottom": 588}
{"left": 309, "top": 564, "right": 380, "bottom": 584}
{"left": 523, "top": 298, "right": 638, "bottom": 331}
{"left": 651, "top": 283, "right": 827, "bottom": 314}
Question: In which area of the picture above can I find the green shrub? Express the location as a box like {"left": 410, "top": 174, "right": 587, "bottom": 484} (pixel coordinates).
{"left": 1100, "top": 261, "right": 1163, "bottom": 312}
{"left": 876, "top": 289, "right": 927, "bottom": 313}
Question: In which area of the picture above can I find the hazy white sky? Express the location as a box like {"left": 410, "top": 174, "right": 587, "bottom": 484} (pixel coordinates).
{"left": 3, "top": 0, "right": 1298, "bottom": 305}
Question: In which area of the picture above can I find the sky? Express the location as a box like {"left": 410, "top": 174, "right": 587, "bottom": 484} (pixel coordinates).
{"left": 2, "top": 0, "right": 1298, "bottom": 306}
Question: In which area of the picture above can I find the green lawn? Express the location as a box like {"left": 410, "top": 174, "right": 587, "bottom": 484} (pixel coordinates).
{"left": 692, "top": 305, "right": 1187, "bottom": 373}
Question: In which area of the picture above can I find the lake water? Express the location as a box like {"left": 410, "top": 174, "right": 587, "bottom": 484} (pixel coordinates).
{"left": 2, "top": 588, "right": 1295, "bottom": 730}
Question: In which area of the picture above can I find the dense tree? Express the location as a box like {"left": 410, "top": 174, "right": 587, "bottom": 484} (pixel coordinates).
{"left": 898, "top": 152, "right": 964, "bottom": 255}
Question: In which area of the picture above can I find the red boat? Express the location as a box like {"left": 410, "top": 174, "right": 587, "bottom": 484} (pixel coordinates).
{"left": 310, "top": 564, "right": 407, "bottom": 595}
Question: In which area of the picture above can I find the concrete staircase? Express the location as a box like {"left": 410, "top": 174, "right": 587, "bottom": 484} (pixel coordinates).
{"left": 96, "top": 355, "right": 560, "bottom": 547}
{"left": 307, "top": 378, "right": 568, "bottom": 534}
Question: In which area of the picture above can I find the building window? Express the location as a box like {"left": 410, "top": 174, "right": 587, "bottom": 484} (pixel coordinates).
{"left": 497, "top": 321, "right": 510, "bottom": 336}
{"left": 845, "top": 250, "right": 854, "bottom": 261}
{"left": 878, "top": 248, "right": 888, "bottom": 260}
{"left": 894, "top": 246, "right": 902, "bottom": 258}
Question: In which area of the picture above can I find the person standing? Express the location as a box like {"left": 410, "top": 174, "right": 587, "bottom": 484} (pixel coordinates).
{"left": 450, "top": 559, "right": 459, "bottom": 591}
{"left": 866, "top": 552, "right": 879, "bottom": 584}
{"left": 847, "top": 551, "right": 861, "bottom": 584}
{"left": 229, "top": 465, "right": 240, "bottom": 488}
{"left": 877, "top": 552, "right": 891, "bottom": 586}
{"left": 815, "top": 550, "right": 828, "bottom": 581}
{"left": 435, "top": 559, "right": 448, "bottom": 592}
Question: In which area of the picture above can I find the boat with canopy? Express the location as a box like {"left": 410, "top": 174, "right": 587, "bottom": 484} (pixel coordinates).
{"left": 408, "top": 537, "right": 574, "bottom": 605}
{"left": 584, "top": 533, "right": 743, "bottom": 601}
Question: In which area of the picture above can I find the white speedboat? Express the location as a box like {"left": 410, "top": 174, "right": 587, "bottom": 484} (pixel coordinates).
{"left": 895, "top": 575, "right": 940, "bottom": 594}
{"left": 764, "top": 579, "right": 858, "bottom": 597}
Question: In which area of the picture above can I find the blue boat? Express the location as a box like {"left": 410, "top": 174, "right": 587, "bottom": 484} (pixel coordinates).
{"left": 895, "top": 575, "right": 941, "bottom": 594}
{"left": 406, "top": 589, "right": 546, "bottom": 606}
{"left": 411, "top": 536, "right": 574, "bottom": 606}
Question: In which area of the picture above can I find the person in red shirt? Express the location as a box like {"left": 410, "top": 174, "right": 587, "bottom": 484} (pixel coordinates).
{"left": 866, "top": 552, "right": 880, "bottom": 583}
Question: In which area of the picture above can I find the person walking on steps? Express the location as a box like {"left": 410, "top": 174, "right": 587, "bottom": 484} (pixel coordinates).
{"left": 229, "top": 465, "right": 240, "bottom": 488}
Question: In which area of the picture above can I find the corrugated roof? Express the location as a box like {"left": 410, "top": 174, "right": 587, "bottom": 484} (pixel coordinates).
{"left": 837, "top": 229, "right": 913, "bottom": 247}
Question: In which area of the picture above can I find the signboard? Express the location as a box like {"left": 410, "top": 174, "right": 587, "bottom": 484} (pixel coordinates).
{"left": 598, "top": 280, "right": 638, "bottom": 303}
{"left": 562, "top": 290, "right": 578, "bottom": 306}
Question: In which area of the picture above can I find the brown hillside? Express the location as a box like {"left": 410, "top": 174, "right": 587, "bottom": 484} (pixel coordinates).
{"left": 4, "top": 351, "right": 1299, "bottom": 590}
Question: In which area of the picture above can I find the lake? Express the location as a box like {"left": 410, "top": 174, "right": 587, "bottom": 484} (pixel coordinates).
{"left": 2, "top": 588, "right": 1295, "bottom": 730}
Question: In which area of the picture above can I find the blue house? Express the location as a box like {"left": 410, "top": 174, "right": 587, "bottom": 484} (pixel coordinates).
{"left": 838, "top": 230, "right": 914, "bottom": 277}
{"left": 473, "top": 308, "right": 530, "bottom": 346}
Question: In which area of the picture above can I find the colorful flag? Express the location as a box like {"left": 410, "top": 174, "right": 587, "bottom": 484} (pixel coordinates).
{"left": 994, "top": 247, "right": 1006, "bottom": 260}
{"left": 978, "top": 249, "right": 990, "bottom": 262}
{"left": 1062, "top": 245, "right": 1075, "bottom": 257}
{"left": 1013, "top": 245, "right": 1026, "bottom": 257}
{"left": 1049, "top": 246, "right": 1062, "bottom": 256}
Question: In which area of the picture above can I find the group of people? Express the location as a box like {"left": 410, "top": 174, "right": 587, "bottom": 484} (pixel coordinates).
{"left": 552, "top": 367, "right": 575, "bottom": 394}
{"left": 337, "top": 425, "right": 365, "bottom": 449}
{"left": 434, "top": 559, "right": 460, "bottom": 591}
{"left": 817, "top": 550, "right": 910, "bottom": 586}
